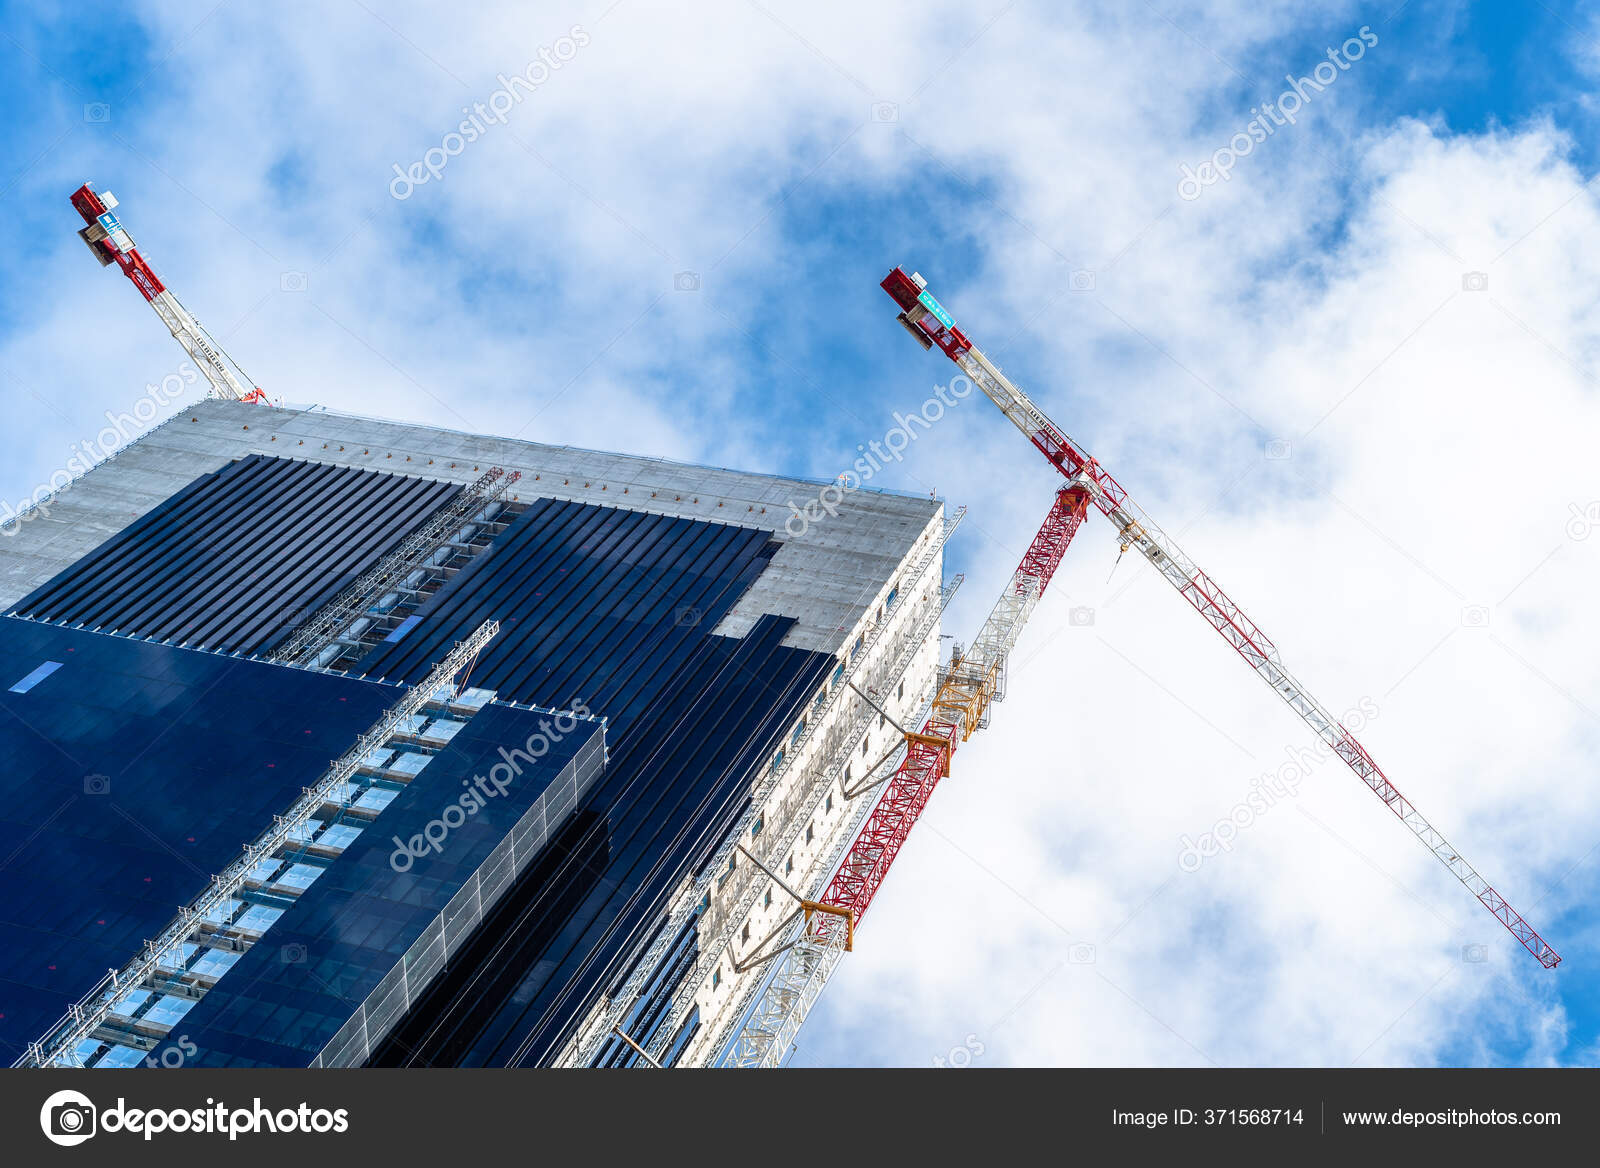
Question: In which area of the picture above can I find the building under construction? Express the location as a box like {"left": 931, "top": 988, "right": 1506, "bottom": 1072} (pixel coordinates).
{"left": 1, "top": 399, "right": 953, "bottom": 1068}
{"left": 3, "top": 185, "right": 1557, "bottom": 1072}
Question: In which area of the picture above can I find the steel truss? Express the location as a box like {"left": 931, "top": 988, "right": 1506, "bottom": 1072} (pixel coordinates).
{"left": 726, "top": 488, "right": 1090, "bottom": 1066}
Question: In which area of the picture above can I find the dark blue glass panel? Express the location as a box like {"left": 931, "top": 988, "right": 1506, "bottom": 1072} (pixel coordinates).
{"left": 354, "top": 497, "right": 781, "bottom": 735}
{"left": 0, "top": 616, "right": 398, "bottom": 1055}
{"left": 373, "top": 612, "right": 831, "bottom": 1066}
{"left": 11, "top": 455, "right": 460, "bottom": 654}
{"left": 155, "top": 706, "right": 605, "bottom": 1067}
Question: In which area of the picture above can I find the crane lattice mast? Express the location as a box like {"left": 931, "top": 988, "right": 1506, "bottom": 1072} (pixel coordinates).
{"left": 69, "top": 183, "right": 269, "bottom": 404}
{"left": 726, "top": 486, "right": 1090, "bottom": 1066}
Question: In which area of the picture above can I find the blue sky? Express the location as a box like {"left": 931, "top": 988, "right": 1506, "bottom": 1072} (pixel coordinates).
{"left": 2, "top": 0, "right": 1597, "bottom": 1067}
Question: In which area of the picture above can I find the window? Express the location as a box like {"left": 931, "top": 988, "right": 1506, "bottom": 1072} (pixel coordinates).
{"left": 886, "top": 584, "right": 899, "bottom": 609}
{"left": 806, "top": 823, "right": 814, "bottom": 844}
{"left": 831, "top": 662, "right": 845, "bottom": 687}
{"left": 771, "top": 748, "right": 785, "bottom": 771}
{"left": 751, "top": 817, "right": 763, "bottom": 838}
{"left": 741, "top": 923, "right": 750, "bottom": 943}
{"left": 791, "top": 718, "right": 806, "bottom": 746}
{"left": 764, "top": 889, "right": 772, "bottom": 908}
{"left": 8, "top": 660, "right": 62, "bottom": 694}
{"left": 878, "top": 713, "right": 885, "bottom": 729}
{"left": 861, "top": 737, "right": 869, "bottom": 757}
{"left": 897, "top": 680, "right": 905, "bottom": 700}
{"left": 699, "top": 893, "right": 710, "bottom": 912}
{"left": 825, "top": 794, "right": 833, "bottom": 813}
{"left": 843, "top": 763, "right": 851, "bottom": 784}
{"left": 852, "top": 634, "right": 864, "bottom": 660}
{"left": 712, "top": 968, "right": 721, "bottom": 989}
{"left": 785, "top": 855, "right": 793, "bottom": 876}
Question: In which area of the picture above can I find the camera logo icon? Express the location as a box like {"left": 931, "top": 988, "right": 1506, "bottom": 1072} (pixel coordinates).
{"left": 280, "top": 271, "right": 308, "bottom": 292}
{"left": 1069, "top": 269, "right": 1096, "bottom": 292}
{"left": 1068, "top": 942, "right": 1097, "bottom": 964}
{"left": 673, "top": 270, "right": 701, "bottom": 292}
{"left": 1068, "top": 606, "right": 1095, "bottom": 627}
{"left": 1263, "top": 438, "right": 1292, "bottom": 460}
{"left": 83, "top": 103, "right": 111, "bottom": 123}
{"left": 1460, "top": 605, "right": 1490, "bottom": 628}
{"left": 281, "top": 942, "right": 308, "bottom": 964}
{"left": 40, "top": 1089, "right": 97, "bottom": 1146}
{"left": 1461, "top": 943, "right": 1489, "bottom": 963}
{"left": 674, "top": 605, "right": 703, "bottom": 628}
{"left": 1461, "top": 271, "right": 1489, "bottom": 292}
{"left": 84, "top": 773, "right": 111, "bottom": 795}
{"left": 871, "top": 101, "right": 899, "bottom": 122}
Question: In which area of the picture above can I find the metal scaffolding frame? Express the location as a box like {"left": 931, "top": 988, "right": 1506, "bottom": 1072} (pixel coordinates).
{"left": 667, "top": 575, "right": 959, "bottom": 1066}
{"left": 724, "top": 488, "right": 1091, "bottom": 1067}
{"left": 272, "top": 468, "right": 519, "bottom": 668}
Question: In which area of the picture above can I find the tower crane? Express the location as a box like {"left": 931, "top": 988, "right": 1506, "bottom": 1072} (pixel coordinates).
{"left": 725, "top": 485, "right": 1089, "bottom": 1066}
{"left": 69, "top": 183, "right": 270, "bottom": 404}
{"left": 719, "top": 266, "right": 1559, "bottom": 1070}
{"left": 878, "top": 265, "right": 1559, "bottom": 971}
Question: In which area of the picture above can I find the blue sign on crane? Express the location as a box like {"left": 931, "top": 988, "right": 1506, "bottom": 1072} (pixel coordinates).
{"left": 916, "top": 289, "right": 954, "bottom": 330}
{"left": 95, "top": 210, "right": 134, "bottom": 254}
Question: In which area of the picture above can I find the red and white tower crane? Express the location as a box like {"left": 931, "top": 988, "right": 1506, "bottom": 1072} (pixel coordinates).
{"left": 723, "top": 266, "right": 1558, "bottom": 1068}
{"left": 69, "top": 183, "right": 270, "bottom": 404}
{"left": 879, "top": 265, "right": 1560, "bottom": 971}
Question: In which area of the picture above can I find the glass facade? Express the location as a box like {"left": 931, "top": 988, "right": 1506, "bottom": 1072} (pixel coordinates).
{"left": 12, "top": 454, "right": 460, "bottom": 654}
{"left": 355, "top": 497, "right": 833, "bottom": 1065}
{"left": 0, "top": 615, "right": 398, "bottom": 1055}
{"left": 147, "top": 704, "right": 605, "bottom": 1067}
{"left": 5, "top": 459, "right": 836, "bottom": 1068}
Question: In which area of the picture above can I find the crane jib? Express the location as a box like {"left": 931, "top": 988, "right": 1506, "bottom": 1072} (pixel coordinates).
{"left": 878, "top": 265, "right": 1560, "bottom": 971}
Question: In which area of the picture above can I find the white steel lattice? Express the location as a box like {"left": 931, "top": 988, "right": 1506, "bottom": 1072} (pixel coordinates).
{"left": 887, "top": 271, "right": 1559, "bottom": 969}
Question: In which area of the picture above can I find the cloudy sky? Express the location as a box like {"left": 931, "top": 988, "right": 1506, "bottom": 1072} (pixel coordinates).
{"left": 2, "top": 0, "right": 1596, "bottom": 1067}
